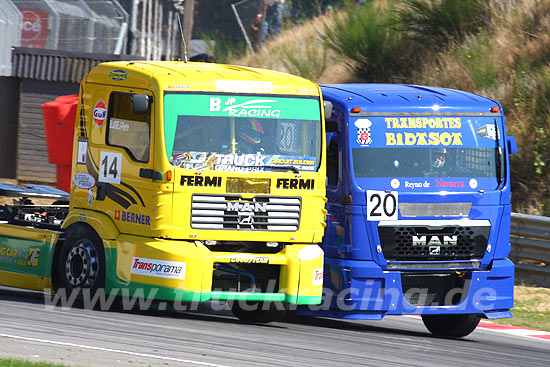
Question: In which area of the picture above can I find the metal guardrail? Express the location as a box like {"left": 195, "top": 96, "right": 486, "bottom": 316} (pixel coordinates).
{"left": 510, "top": 213, "right": 550, "bottom": 287}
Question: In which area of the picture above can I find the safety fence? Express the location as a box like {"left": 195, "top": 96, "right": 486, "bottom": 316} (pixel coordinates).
{"left": 510, "top": 213, "right": 550, "bottom": 287}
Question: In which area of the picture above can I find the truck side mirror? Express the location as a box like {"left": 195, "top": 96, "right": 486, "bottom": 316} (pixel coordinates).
{"left": 507, "top": 136, "right": 518, "bottom": 154}
{"left": 132, "top": 94, "right": 150, "bottom": 114}
{"left": 323, "top": 100, "right": 333, "bottom": 120}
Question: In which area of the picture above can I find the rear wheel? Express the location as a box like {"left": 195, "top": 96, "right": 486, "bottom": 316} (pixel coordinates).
{"left": 421, "top": 314, "right": 481, "bottom": 338}
{"left": 54, "top": 224, "right": 106, "bottom": 308}
{"left": 231, "top": 301, "right": 287, "bottom": 323}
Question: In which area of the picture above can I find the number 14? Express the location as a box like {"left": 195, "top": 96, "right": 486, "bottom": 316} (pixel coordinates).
{"left": 99, "top": 151, "right": 122, "bottom": 184}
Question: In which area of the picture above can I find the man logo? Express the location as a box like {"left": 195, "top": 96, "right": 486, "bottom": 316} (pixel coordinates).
{"left": 412, "top": 235, "right": 457, "bottom": 246}
{"left": 226, "top": 200, "right": 267, "bottom": 228}
{"left": 238, "top": 214, "right": 253, "bottom": 225}
{"left": 226, "top": 201, "right": 267, "bottom": 213}
{"left": 429, "top": 246, "right": 441, "bottom": 255}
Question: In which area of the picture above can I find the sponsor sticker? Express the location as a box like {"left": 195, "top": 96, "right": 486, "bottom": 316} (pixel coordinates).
{"left": 171, "top": 152, "right": 316, "bottom": 173}
{"left": 435, "top": 179, "right": 465, "bottom": 188}
{"left": 131, "top": 257, "right": 186, "bottom": 279}
{"left": 215, "top": 80, "right": 273, "bottom": 94}
{"left": 93, "top": 100, "right": 107, "bottom": 128}
{"left": 0, "top": 246, "right": 40, "bottom": 267}
{"left": 109, "top": 69, "right": 128, "bottom": 81}
{"left": 165, "top": 94, "right": 320, "bottom": 123}
{"left": 210, "top": 97, "right": 280, "bottom": 118}
{"left": 383, "top": 117, "right": 463, "bottom": 147}
{"left": 312, "top": 268, "right": 323, "bottom": 286}
{"left": 355, "top": 119, "right": 373, "bottom": 146}
{"left": 180, "top": 175, "right": 222, "bottom": 187}
{"left": 87, "top": 188, "right": 94, "bottom": 207}
{"left": 391, "top": 178, "right": 400, "bottom": 189}
{"left": 77, "top": 138, "right": 88, "bottom": 164}
{"left": 167, "top": 84, "right": 189, "bottom": 89}
{"left": 229, "top": 255, "right": 270, "bottom": 264}
{"left": 477, "top": 124, "right": 497, "bottom": 140}
{"left": 114, "top": 210, "right": 151, "bottom": 226}
{"left": 276, "top": 178, "right": 314, "bottom": 190}
{"left": 404, "top": 180, "right": 431, "bottom": 189}
{"left": 73, "top": 173, "right": 96, "bottom": 189}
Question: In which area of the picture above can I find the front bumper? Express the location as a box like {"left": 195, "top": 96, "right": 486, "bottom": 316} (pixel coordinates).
{"left": 298, "top": 257, "right": 514, "bottom": 319}
{"left": 103, "top": 235, "right": 324, "bottom": 305}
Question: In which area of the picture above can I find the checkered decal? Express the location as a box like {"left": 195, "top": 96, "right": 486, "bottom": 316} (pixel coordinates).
{"left": 357, "top": 127, "right": 372, "bottom": 145}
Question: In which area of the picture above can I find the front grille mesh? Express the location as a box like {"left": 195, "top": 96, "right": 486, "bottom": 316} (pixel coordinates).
{"left": 379, "top": 225, "right": 490, "bottom": 261}
{"left": 191, "top": 194, "right": 301, "bottom": 231}
{"left": 212, "top": 263, "right": 281, "bottom": 292}
{"left": 401, "top": 272, "right": 467, "bottom": 306}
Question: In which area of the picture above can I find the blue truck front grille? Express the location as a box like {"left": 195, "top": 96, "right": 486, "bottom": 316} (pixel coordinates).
{"left": 378, "top": 222, "right": 490, "bottom": 261}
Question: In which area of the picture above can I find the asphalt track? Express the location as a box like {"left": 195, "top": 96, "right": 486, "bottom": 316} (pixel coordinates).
{"left": 0, "top": 287, "right": 548, "bottom": 367}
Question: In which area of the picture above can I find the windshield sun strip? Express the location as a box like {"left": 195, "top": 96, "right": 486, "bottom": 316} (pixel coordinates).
{"left": 163, "top": 93, "right": 323, "bottom": 172}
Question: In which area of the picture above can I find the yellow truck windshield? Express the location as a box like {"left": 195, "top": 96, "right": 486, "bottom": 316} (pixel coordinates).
{"left": 164, "top": 93, "right": 322, "bottom": 173}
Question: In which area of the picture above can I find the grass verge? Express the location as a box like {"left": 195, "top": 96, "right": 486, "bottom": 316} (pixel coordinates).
{"left": 0, "top": 360, "right": 68, "bottom": 367}
{"left": 491, "top": 285, "right": 550, "bottom": 331}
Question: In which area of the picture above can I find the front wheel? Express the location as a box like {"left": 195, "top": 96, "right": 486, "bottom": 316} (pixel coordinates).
{"left": 421, "top": 314, "right": 481, "bottom": 338}
{"left": 231, "top": 301, "right": 287, "bottom": 323}
{"left": 54, "top": 224, "right": 106, "bottom": 307}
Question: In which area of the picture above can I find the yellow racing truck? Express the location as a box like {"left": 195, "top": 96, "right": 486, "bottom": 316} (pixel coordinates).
{"left": 0, "top": 61, "right": 328, "bottom": 322}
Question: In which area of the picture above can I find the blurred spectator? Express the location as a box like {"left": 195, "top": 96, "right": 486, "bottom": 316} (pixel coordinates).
{"left": 265, "top": 0, "right": 284, "bottom": 39}
{"left": 250, "top": 13, "right": 264, "bottom": 48}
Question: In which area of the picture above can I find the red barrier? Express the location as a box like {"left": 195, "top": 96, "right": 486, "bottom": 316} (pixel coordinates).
{"left": 42, "top": 94, "right": 78, "bottom": 192}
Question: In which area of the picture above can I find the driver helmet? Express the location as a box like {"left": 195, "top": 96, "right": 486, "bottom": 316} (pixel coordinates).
{"left": 237, "top": 118, "right": 264, "bottom": 145}
{"left": 432, "top": 147, "right": 447, "bottom": 168}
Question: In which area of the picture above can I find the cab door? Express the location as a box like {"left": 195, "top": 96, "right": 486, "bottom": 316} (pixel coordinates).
{"left": 323, "top": 110, "right": 347, "bottom": 259}
{"left": 93, "top": 91, "right": 155, "bottom": 237}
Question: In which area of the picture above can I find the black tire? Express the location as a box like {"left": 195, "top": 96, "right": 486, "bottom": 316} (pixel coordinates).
{"left": 422, "top": 314, "right": 481, "bottom": 338}
{"left": 231, "top": 301, "right": 287, "bottom": 323}
{"left": 54, "top": 224, "right": 106, "bottom": 308}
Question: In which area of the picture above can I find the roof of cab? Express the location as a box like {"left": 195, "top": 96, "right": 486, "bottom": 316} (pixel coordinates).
{"left": 321, "top": 84, "right": 501, "bottom": 114}
{"left": 85, "top": 61, "right": 320, "bottom": 96}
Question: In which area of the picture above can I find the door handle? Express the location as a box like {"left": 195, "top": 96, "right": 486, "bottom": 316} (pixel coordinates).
{"left": 341, "top": 194, "right": 352, "bottom": 204}
{"left": 139, "top": 168, "right": 163, "bottom": 180}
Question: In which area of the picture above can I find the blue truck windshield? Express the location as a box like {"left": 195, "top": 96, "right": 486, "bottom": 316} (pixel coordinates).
{"left": 353, "top": 147, "right": 497, "bottom": 178}
{"left": 351, "top": 115, "right": 501, "bottom": 190}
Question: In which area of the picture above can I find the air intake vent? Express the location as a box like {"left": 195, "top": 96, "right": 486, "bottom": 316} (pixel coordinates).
{"left": 401, "top": 272, "right": 468, "bottom": 306}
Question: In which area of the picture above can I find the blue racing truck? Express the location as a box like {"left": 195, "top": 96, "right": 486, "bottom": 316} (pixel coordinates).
{"left": 302, "top": 84, "right": 517, "bottom": 337}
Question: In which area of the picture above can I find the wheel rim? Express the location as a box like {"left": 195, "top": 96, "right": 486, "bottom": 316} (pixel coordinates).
{"left": 64, "top": 240, "right": 99, "bottom": 288}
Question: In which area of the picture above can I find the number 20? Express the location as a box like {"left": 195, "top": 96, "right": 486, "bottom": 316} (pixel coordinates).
{"left": 367, "top": 191, "right": 398, "bottom": 220}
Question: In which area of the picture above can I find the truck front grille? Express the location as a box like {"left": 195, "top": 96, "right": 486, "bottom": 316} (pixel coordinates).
{"left": 191, "top": 194, "right": 301, "bottom": 231}
{"left": 378, "top": 220, "right": 490, "bottom": 261}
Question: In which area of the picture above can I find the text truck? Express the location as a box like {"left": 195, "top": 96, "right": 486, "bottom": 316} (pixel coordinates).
{"left": 0, "top": 61, "right": 328, "bottom": 322}
{"left": 302, "top": 84, "right": 517, "bottom": 336}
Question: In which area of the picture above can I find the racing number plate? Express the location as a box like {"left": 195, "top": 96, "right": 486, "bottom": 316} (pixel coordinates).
{"left": 366, "top": 190, "right": 398, "bottom": 221}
